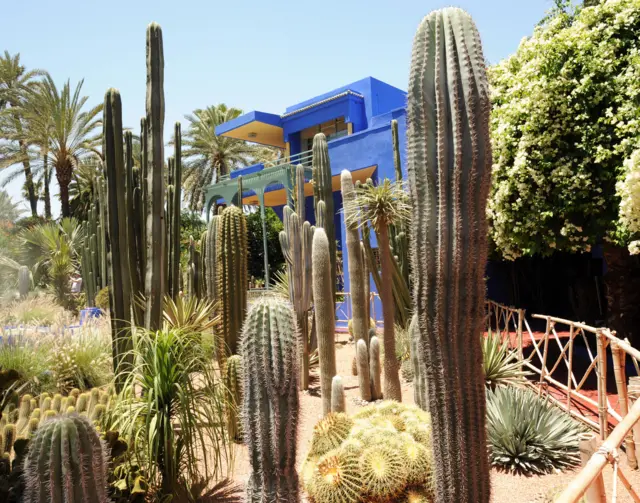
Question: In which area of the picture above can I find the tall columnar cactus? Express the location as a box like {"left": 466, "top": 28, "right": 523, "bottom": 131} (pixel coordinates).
{"left": 224, "top": 354, "right": 243, "bottom": 442}
{"left": 241, "top": 297, "right": 299, "bottom": 503}
{"left": 331, "top": 375, "right": 345, "bottom": 413}
{"left": 409, "top": 314, "right": 427, "bottom": 410}
{"left": 217, "top": 205, "right": 248, "bottom": 360}
{"left": 124, "top": 131, "right": 142, "bottom": 323}
{"left": 104, "top": 88, "right": 134, "bottom": 387}
{"left": 279, "top": 164, "right": 315, "bottom": 390}
{"left": 187, "top": 236, "right": 201, "bottom": 299}
{"left": 312, "top": 228, "right": 336, "bottom": 417}
{"left": 23, "top": 414, "right": 109, "bottom": 503}
{"left": 204, "top": 215, "right": 220, "bottom": 301}
{"left": 144, "top": 22, "right": 165, "bottom": 331}
{"left": 407, "top": 8, "right": 492, "bottom": 502}
{"left": 369, "top": 335, "right": 382, "bottom": 401}
{"left": 356, "top": 339, "right": 372, "bottom": 402}
{"left": 167, "top": 123, "right": 182, "bottom": 299}
{"left": 81, "top": 184, "right": 108, "bottom": 308}
{"left": 340, "top": 170, "right": 371, "bottom": 400}
{"left": 312, "top": 133, "right": 336, "bottom": 297}
{"left": 390, "top": 119, "right": 411, "bottom": 291}
{"left": 18, "top": 266, "right": 30, "bottom": 299}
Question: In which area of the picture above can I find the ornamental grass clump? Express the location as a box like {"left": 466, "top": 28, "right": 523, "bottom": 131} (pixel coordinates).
{"left": 482, "top": 331, "right": 529, "bottom": 389}
{"left": 486, "top": 386, "right": 582, "bottom": 475}
{"left": 302, "top": 400, "right": 434, "bottom": 503}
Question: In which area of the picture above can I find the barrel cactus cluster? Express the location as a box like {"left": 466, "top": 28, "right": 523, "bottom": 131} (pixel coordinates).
{"left": 301, "top": 401, "right": 434, "bottom": 503}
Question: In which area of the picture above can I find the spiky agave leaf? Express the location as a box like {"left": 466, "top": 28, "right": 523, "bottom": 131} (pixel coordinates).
{"left": 486, "top": 386, "right": 581, "bottom": 475}
{"left": 482, "top": 330, "right": 529, "bottom": 389}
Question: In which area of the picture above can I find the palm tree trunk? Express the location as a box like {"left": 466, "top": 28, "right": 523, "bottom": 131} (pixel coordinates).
{"left": 377, "top": 223, "right": 402, "bottom": 401}
{"left": 56, "top": 158, "right": 73, "bottom": 217}
{"left": 43, "top": 152, "right": 51, "bottom": 219}
{"left": 13, "top": 116, "right": 37, "bottom": 217}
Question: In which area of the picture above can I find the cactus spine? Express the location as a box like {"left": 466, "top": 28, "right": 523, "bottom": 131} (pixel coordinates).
{"left": 312, "top": 228, "right": 337, "bottom": 417}
{"left": 23, "top": 414, "right": 109, "bottom": 503}
{"left": 369, "top": 336, "right": 382, "bottom": 400}
{"left": 341, "top": 170, "right": 372, "bottom": 400}
{"left": 331, "top": 376, "right": 346, "bottom": 413}
{"left": 18, "top": 266, "right": 29, "bottom": 299}
{"left": 279, "top": 164, "right": 314, "bottom": 390}
{"left": 241, "top": 297, "right": 299, "bottom": 502}
{"left": 217, "top": 205, "right": 248, "bottom": 360}
{"left": 312, "top": 133, "right": 336, "bottom": 297}
{"left": 407, "top": 8, "right": 492, "bottom": 502}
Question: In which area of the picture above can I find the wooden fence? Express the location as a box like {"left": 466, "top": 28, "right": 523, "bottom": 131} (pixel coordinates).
{"left": 487, "top": 301, "right": 640, "bottom": 502}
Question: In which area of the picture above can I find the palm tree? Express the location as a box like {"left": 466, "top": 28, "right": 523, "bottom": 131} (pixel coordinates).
{"left": 11, "top": 75, "right": 102, "bottom": 218}
{"left": 69, "top": 156, "right": 102, "bottom": 220}
{"left": 182, "top": 104, "right": 280, "bottom": 212}
{"left": 344, "top": 178, "right": 410, "bottom": 402}
{"left": 0, "top": 52, "right": 45, "bottom": 216}
{"left": 21, "top": 217, "right": 84, "bottom": 308}
{"left": 0, "top": 189, "right": 24, "bottom": 222}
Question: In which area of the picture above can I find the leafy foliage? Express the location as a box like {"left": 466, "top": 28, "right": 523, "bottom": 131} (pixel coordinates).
{"left": 0, "top": 191, "right": 24, "bottom": 223}
{"left": 486, "top": 386, "right": 581, "bottom": 475}
{"left": 108, "top": 327, "right": 231, "bottom": 499}
{"left": 246, "top": 207, "right": 284, "bottom": 282}
{"left": 489, "top": 0, "right": 640, "bottom": 259}
{"left": 482, "top": 331, "right": 529, "bottom": 389}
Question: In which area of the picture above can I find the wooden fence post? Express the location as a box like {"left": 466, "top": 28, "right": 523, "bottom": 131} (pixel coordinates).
{"left": 629, "top": 376, "right": 640, "bottom": 463}
{"left": 517, "top": 308, "right": 524, "bottom": 370}
{"left": 612, "top": 339, "right": 638, "bottom": 469}
{"left": 579, "top": 433, "right": 607, "bottom": 503}
{"left": 597, "top": 330, "right": 609, "bottom": 440}
{"left": 539, "top": 317, "right": 551, "bottom": 396}
{"left": 568, "top": 323, "right": 575, "bottom": 412}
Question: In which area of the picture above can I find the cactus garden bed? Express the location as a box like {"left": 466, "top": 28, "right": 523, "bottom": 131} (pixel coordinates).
{"left": 227, "top": 333, "right": 640, "bottom": 502}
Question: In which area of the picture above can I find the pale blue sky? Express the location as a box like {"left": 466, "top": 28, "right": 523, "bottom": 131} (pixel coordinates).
{"left": 1, "top": 0, "right": 559, "bottom": 215}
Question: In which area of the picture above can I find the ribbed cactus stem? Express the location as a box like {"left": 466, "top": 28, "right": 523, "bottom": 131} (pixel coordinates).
{"left": 356, "top": 339, "right": 372, "bottom": 402}
{"left": 407, "top": 8, "right": 492, "bottom": 502}
{"left": 23, "top": 414, "right": 109, "bottom": 503}
{"left": 279, "top": 165, "right": 314, "bottom": 390}
{"left": 362, "top": 242, "right": 370, "bottom": 321}
{"left": 144, "top": 21, "right": 165, "bottom": 331}
{"left": 369, "top": 336, "right": 382, "bottom": 400}
{"left": 312, "top": 228, "right": 337, "bottom": 417}
{"left": 224, "top": 354, "right": 243, "bottom": 442}
{"left": 169, "top": 122, "right": 182, "bottom": 298}
{"left": 331, "top": 376, "right": 345, "bottom": 413}
{"left": 391, "top": 119, "right": 403, "bottom": 182}
{"left": 205, "top": 215, "right": 220, "bottom": 302}
{"left": 312, "top": 133, "right": 336, "bottom": 298}
{"left": 104, "top": 88, "right": 133, "bottom": 389}
{"left": 409, "top": 314, "right": 427, "bottom": 410}
{"left": 241, "top": 297, "right": 299, "bottom": 502}
{"left": 18, "top": 266, "right": 29, "bottom": 298}
{"left": 217, "top": 205, "right": 248, "bottom": 361}
{"left": 340, "top": 171, "right": 367, "bottom": 344}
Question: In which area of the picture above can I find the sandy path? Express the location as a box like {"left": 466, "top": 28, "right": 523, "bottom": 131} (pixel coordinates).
{"left": 229, "top": 333, "right": 640, "bottom": 502}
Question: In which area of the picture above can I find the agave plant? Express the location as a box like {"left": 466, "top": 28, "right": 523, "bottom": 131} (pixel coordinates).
{"left": 163, "top": 294, "right": 218, "bottom": 333}
{"left": 482, "top": 331, "right": 529, "bottom": 389}
{"left": 486, "top": 386, "right": 582, "bottom": 475}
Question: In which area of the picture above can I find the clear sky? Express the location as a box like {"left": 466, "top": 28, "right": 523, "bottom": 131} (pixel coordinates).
{"left": 1, "top": 0, "right": 558, "bottom": 215}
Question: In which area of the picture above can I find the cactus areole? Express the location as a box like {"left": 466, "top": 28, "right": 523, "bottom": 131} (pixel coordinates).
{"left": 407, "top": 8, "right": 493, "bottom": 503}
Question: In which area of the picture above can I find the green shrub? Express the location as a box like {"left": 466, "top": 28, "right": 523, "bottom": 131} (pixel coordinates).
{"left": 95, "top": 287, "right": 110, "bottom": 311}
{"left": 482, "top": 331, "right": 529, "bottom": 389}
{"left": 486, "top": 386, "right": 582, "bottom": 475}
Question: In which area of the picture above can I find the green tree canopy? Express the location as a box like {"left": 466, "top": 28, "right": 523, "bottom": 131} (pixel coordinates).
{"left": 489, "top": 0, "right": 640, "bottom": 260}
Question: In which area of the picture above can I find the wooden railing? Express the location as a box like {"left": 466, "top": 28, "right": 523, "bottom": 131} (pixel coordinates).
{"left": 486, "top": 302, "right": 640, "bottom": 502}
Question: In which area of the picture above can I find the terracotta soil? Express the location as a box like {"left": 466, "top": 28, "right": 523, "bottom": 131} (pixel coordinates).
{"left": 229, "top": 333, "right": 640, "bottom": 502}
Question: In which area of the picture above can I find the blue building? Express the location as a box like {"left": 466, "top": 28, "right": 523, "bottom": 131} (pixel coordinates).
{"left": 205, "top": 77, "right": 407, "bottom": 325}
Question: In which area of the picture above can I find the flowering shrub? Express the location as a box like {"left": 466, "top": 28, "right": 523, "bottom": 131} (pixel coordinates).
{"left": 489, "top": 0, "right": 640, "bottom": 259}
{"left": 617, "top": 150, "right": 640, "bottom": 253}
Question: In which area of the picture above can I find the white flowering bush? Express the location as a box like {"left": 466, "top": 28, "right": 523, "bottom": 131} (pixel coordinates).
{"left": 617, "top": 150, "right": 640, "bottom": 253}
{"left": 489, "top": 0, "right": 640, "bottom": 260}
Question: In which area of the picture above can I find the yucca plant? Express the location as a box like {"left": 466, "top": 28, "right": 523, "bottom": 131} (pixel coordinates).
{"left": 163, "top": 294, "right": 218, "bottom": 334}
{"left": 482, "top": 331, "right": 529, "bottom": 389}
{"left": 108, "top": 327, "right": 231, "bottom": 498}
{"left": 486, "top": 386, "right": 582, "bottom": 475}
